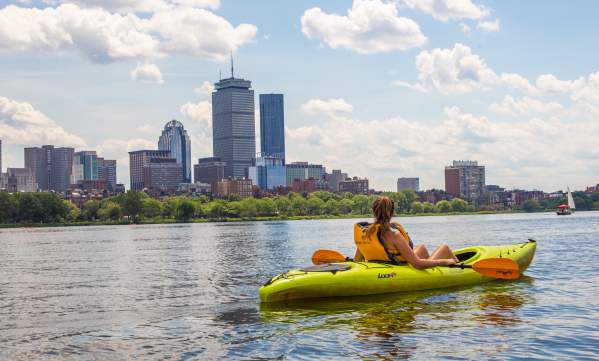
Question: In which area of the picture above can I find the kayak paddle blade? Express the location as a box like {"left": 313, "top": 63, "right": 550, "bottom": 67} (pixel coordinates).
{"left": 472, "top": 258, "right": 521, "bottom": 280}
{"left": 311, "top": 250, "right": 346, "bottom": 265}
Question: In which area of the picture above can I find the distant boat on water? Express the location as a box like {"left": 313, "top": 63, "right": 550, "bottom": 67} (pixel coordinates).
{"left": 556, "top": 187, "right": 576, "bottom": 215}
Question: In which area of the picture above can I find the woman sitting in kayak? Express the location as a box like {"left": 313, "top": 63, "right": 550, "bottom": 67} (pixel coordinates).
{"left": 354, "top": 196, "right": 459, "bottom": 269}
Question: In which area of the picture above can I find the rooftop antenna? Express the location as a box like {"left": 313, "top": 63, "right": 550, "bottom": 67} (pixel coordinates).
{"left": 230, "top": 51, "right": 234, "bottom": 78}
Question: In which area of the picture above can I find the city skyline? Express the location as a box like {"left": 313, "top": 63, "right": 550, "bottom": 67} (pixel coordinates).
{"left": 0, "top": 1, "right": 598, "bottom": 191}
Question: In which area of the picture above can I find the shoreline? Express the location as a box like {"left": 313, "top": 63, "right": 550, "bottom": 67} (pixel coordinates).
{"left": 0, "top": 210, "right": 532, "bottom": 229}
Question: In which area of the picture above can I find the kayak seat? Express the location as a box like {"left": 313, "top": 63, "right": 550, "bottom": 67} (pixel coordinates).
{"left": 300, "top": 264, "right": 351, "bottom": 273}
{"left": 456, "top": 251, "right": 477, "bottom": 263}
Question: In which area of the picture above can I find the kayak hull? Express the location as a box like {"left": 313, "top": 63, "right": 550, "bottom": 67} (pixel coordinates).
{"left": 259, "top": 240, "right": 536, "bottom": 303}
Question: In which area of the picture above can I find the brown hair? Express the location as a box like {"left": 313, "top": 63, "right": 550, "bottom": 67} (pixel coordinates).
{"left": 366, "top": 196, "right": 395, "bottom": 237}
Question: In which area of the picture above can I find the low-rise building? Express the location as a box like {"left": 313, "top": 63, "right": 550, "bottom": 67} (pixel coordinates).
{"left": 6, "top": 168, "right": 37, "bottom": 192}
{"left": 177, "top": 182, "right": 211, "bottom": 196}
{"left": 291, "top": 178, "right": 318, "bottom": 193}
{"left": 339, "top": 177, "right": 369, "bottom": 194}
{"left": 397, "top": 177, "right": 419, "bottom": 192}
{"left": 216, "top": 178, "right": 253, "bottom": 198}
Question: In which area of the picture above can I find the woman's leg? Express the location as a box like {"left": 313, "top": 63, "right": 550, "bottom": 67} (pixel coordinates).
{"left": 414, "top": 244, "right": 430, "bottom": 259}
{"left": 430, "top": 244, "right": 459, "bottom": 262}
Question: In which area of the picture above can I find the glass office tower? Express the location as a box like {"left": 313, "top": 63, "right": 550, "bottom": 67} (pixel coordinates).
{"left": 158, "top": 120, "right": 192, "bottom": 183}
{"left": 259, "top": 94, "right": 285, "bottom": 163}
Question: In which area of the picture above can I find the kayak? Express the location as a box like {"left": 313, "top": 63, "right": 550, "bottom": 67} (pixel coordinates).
{"left": 259, "top": 240, "right": 536, "bottom": 303}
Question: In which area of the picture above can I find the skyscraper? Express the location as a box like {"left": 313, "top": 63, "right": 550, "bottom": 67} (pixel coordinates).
{"left": 97, "top": 158, "right": 117, "bottom": 191}
{"left": 72, "top": 151, "right": 98, "bottom": 183}
{"left": 212, "top": 60, "right": 256, "bottom": 178}
{"left": 259, "top": 94, "right": 285, "bottom": 162}
{"left": 158, "top": 120, "right": 192, "bottom": 183}
{"left": 24, "top": 145, "right": 74, "bottom": 192}
{"left": 397, "top": 177, "right": 420, "bottom": 192}
{"left": 128, "top": 150, "right": 171, "bottom": 190}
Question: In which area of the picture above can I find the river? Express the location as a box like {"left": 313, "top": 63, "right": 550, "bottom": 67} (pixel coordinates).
{"left": 1, "top": 212, "right": 598, "bottom": 360}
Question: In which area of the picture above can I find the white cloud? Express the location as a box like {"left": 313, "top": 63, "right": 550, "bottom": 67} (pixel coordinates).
{"left": 41, "top": 0, "right": 220, "bottom": 13}
{"left": 414, "top": 43, "right": 498, "bottom": 95}
{"left": 194, "top": 81, "right": 214, "bottom": 97}
{"left": 0, "top": 96, "right": 86, "bottom": 147}
{"left": 286, "top": 105, "right": 599, "bottom": 191}
{"left": 393, "top": 80, "right": 428, "bottom": 92}
{"left": 403, "top": 0, "right": 490, "bottom": 21}
{"left": 477, "top": 19, "right": 500, "bottom": 32}
{"left": 0, "top": 3, "right": 256, "bottom": 65}
{"left": 130, "top": 62, "right": 164, "bottom": 84}
{"left": 500, "top": 73, "right": 538, "bottom": 95}
{"left": 301, "top": 0, "right": 426, "bottom": 54}
{"left": 301, "top": 98, "right": 354, "bottom": 116}
{"left": 459, "top": 22, "right": 471, "bottom": 35}
{"left": 489, "top": 95, "right": 565, "bottom": 116}
{"left": 180, "top": 100, "right": 212, "bottom": 131}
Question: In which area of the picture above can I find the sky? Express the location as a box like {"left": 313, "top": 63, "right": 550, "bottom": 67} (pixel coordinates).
{"left": 0, "top": 0, "right": 598, "bottom": 192}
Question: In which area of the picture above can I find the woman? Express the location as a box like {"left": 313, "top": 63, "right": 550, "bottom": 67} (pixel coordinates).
{"left": 355, "top": 196, "right": 458, "bottom": 269}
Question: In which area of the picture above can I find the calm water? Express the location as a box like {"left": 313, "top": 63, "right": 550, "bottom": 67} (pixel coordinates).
{"left": 1, "top": 212, "right": 598, "bottom": 360}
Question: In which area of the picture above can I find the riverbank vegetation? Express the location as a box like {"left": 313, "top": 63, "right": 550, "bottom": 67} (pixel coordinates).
{"left": 1, "top": 189, "right": 598, "bottom": 227}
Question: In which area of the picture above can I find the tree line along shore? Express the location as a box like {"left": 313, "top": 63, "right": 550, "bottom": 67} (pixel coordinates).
{"left": 0, "top": 189, "right": 598, "bottom": 228}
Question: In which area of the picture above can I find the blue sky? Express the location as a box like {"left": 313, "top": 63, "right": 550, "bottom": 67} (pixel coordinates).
{"left": 1, "top": 0, "right": 598, "bottom": 191}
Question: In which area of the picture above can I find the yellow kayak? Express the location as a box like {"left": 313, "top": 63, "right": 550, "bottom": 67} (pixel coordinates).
{"left": 259, "top": 240, "right": 536, "bottom": 303}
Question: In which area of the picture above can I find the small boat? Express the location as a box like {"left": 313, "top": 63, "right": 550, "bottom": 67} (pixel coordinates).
{"left": 259, "top": 240, "right": 537, "bottom": 303}
{"left": 556, "top": 187, "right": 575, "bottom": 215}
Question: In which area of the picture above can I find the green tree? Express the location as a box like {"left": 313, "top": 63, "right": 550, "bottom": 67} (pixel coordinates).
{"left": 82, "top": 200, "right": 100, "bottom": 220}
{"left": 16, "top": 193, "right": 43, "bottom": 222}
{"left": 410, "top": 201, "right": 424, "bottom": 214}
{"left": 450, "top": 198, "right": 468, "bottom": 212}
{"left": 98, "top": 201, "right": 122, "bottom": 221}
{"left": 120, "top": 191, "right": 147, "bottom": 223}
{"left": 239, "top": 197, "right": 258, "bottom": 218}
{"left": 422, "top": 202, "right": 434, "bottom": 213}
{"left": 225, "top": 201, "right": 241, "bottom": 217}
{"left": 522, "top": 200, "right": 542, "bottom": 212}
{"left": 352, "top": 194, "right": 369, "bottom": 214}
{"left": 435, "top": 200, "right": 451, "bottom": 213}
{"left": 401, "top": 190, "right": 419, "bottom": 209}
{"left": 175, "top": 199, "right": 195, "bottom": 221}
{"left": 36, "top": 193, "right": 69, "bottom": 222}
{"left": 257, "top": 198, "right": 276, "bottom": 216}
{"left": 0, "top": 193, "right": 17, "bottom": 223}
{"left": 162, "top": 197, "right": 179, "bottom": 218}
{"left": 339, "top": 198, "right": 353, "bottom": 214}
{"left": 323, "top": 199, "right": 340, "bottom": 215}
{"left": 291, "top": 196, "right": 308, "bottom": 216}
{"left": 307, "top": 197, "right": 325, "bottom": 215}
{"left": 207, "top": 201, "right": 226, "bottom": 219}
{"left": 274, "top": 196, "right": 291, "bottom": 216}
{"left": 310, "top": 191, "right": 336, "bottom": 202}
{"left": 64, "top": 200, "right": 80, "bottom": 221}
{"left": 142, "top": 198, "right": 163, "bottom": 218}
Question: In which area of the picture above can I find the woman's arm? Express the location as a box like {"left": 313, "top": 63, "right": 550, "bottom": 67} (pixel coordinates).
{"left": 385, "top": 233, "right": 454, "bottom": 270}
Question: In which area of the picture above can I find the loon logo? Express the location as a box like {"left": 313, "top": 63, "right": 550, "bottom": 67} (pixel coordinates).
{"left": 378, "top": 272, "right": 396, "bottom": 279}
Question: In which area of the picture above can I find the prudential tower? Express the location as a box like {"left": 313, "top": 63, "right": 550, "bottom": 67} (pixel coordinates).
{"left": 212, "top": 57, "right": 256, "bottom": 178}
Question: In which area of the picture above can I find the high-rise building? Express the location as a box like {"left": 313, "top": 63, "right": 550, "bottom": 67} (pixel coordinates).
{"left": 259, "top": 94, "right": 285, "bottom": 162}
{"left": 158, "top": 120, "right": 192, "bottom": 183}
{"left": 143, "top": 158, "right": 184, "bottom": 193}
{"left": 325, "top": 169, "right": 348, "bottom": 192}
{"left": 194, "top": 157, "right": 226, "bottom": 190}
{"left": 97, "top": 158, "right": 117, "bottom": 191}
{"left": 0, "top": 139, "right": 2, "bottom": 173}
{"left": 444, "top": 160, "right": 485, "bottom": 202}
{"left": 397, "top": 177, "right": 420, "bottom": 192}
{"left": 128, "top": 150, "right": 171, "bottom": 190}
{"left": 286, "top": 162, "right": 325, "bottom": 186}
{"left": 212, "top": 63, "right": 256, "bottom": 178}
{"left": 72, "top": 151, "right": 98, "bottom": 184}
{"left": 248, "top": 154, "right": 286, "bottom": 190}
{"left": 24, "top": 145, "right": 74, "bottom": 192}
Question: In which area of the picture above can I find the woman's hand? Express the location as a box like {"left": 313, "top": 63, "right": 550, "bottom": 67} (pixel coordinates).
{"left": 437, "top": 259, "right": 457, "bottom": 266}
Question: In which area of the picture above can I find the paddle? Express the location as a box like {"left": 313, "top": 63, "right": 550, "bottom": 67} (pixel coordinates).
{"left": 311, "top": 249, "right": 520, "bottom": 280}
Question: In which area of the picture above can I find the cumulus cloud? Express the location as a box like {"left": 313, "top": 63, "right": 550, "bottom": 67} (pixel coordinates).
{"left": 301, "top": 98, "right": 354, "bottom": 116}
{"left": 0, "top": 3, "right": 257, "bottom": 68}
{"left": 0, "top": 96, "right": 86, "bottom": 147}
{"left": 51, "top": 0, "right": 221, "bottom": 13}
{"left": 489, "top": 95, "right": 565, "bottom": 116}
{"left": 194, "top": 80, "right": 215, "bottom": 97}
{"left": 301, "top": 0, "right": 426, "bottom": 54}
{"left": 403, "top": 0, "right": 490, "bottom": 21}
{"left": 286, "top": 104, "right": 599, "bottom": 190}
{"left": 414, "top": 43, "right": 498, "bottom": 95}
{"left": 477, "top": 19, "right": 500, "bottom": 32}
{"left": 130, "top": 62, "right": 164, "bottom": 84}
{"left": 180, "top": 100, "right": 212, "bottom": 131}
